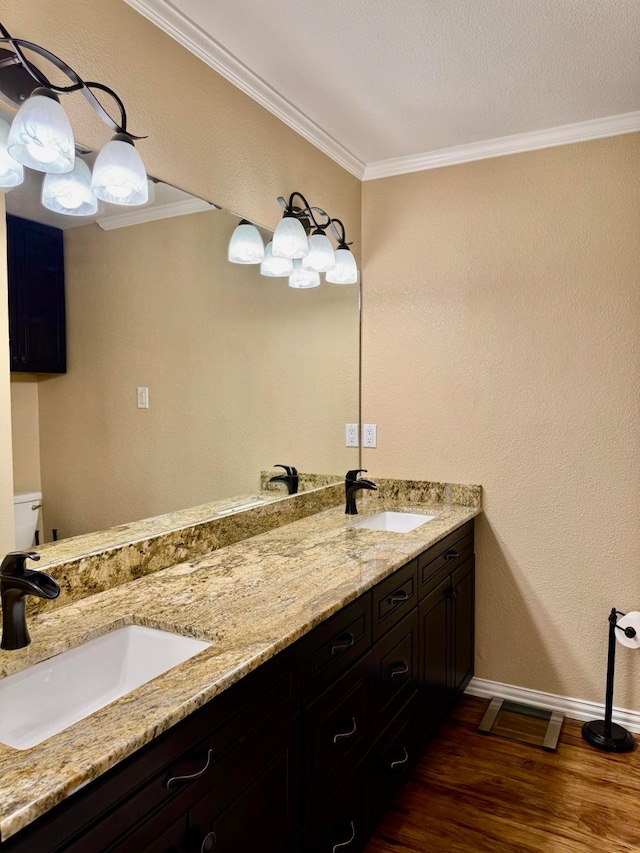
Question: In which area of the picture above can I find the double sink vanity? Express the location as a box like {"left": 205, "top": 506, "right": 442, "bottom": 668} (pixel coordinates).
{"left": 0, "top": 478, "right": 480, "bottom": 852}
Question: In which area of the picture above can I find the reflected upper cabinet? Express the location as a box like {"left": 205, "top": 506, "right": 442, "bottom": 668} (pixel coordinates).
{"left": 7, "top": 214, "right": 66, "bottom": 374}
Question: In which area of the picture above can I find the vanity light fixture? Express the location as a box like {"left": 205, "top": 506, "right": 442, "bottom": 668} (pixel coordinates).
{"left": 325, "top": 218, "right": 359, "bottom": 285}
{"left": 0, "top": 21, "right": 148, "bottom": 207}
{"left": 227, "top": 219, "right": 265, "bottom": 264}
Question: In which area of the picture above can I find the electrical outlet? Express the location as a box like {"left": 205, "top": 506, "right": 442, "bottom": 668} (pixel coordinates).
{"left": 137, "top": 387, "right": 149, "bottom": 409}
{"left": 345, "top": 423, "right": 359, "bottom": 447}
{"left": 363, "top": 423, "right": 377, "bottom": 448}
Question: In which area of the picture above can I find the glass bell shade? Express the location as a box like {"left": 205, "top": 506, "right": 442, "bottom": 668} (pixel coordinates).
{"left": 228, "top": 220, "right": 265, "bottom": 264}
{"left": 272, "top": 214, "right": 308, "bottom": 259}
{"left": 91, "top": 133, "right": 148, "bottom": 206}
{"left": 325, "top": 247, "right": 359, "bottom": 284}
{"left": 289, "top": 259, "right": 320, "bottom": 289}
{"left": 301, "top": 230, "right": 336, "bottom": 273}
{"left": 260, "top": 241, "right": 293, "bottom": 277}
{"left": 8, "top": 88, "right": 75, "bottom": 173}
{"left": 42, "top": 157, "right": 98, "bottom": 216}
{"left": 0, "top": 119, "right": 23, "bottom": 188}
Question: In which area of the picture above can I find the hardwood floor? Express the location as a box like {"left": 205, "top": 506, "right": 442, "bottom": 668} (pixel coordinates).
{"left": 364, "top": 696, "right": 640, "bottom": 853}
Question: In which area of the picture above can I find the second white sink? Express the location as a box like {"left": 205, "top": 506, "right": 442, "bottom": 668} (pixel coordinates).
{"left": 0, "top": 625, "right": 211, "bottom": 750}
{"left": 353, "top": 511, "right": 436, "bottom": 533}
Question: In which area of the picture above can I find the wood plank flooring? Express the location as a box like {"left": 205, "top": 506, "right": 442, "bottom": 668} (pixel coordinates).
{"left": 364, "top": 696, "right": 640, "bottom": 853}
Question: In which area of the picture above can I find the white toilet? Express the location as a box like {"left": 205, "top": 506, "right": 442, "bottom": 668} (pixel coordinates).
{"left": 13, "top": 492, "right": 42, "bottom": 549}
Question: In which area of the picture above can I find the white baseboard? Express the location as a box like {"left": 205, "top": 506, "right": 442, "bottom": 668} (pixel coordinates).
{"left": 465, "top": 677, "right": 640, "bottom": 734}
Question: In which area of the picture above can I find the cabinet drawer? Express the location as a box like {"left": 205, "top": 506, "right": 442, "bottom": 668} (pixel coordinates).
{"left": 303, "top": 770, "right": 371, "bottom": 853}
{"left": 370, "top": 695, "right": 421, "bottom": 815}
{"left": 373, "top": 607, "right": 419, "bottom": 731}
{"left": 418, "top": 520, "right": 474, "bottom": 597}
{"left": 372, "top": 559, "right": 418, "bottom": 641}
{"left": 304, "top": 652, "right": 372, "bottom": 813}
{"left": 303, "top": 592, "right": 371, "bottom": 700}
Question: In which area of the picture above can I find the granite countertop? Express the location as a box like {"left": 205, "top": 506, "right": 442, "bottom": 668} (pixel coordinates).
{"left": 0, "top": 496, "right": 480, "bottom": 842}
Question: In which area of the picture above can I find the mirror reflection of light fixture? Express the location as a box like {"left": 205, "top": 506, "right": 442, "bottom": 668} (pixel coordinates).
{"left": 42, "top": 156, "right": 98, "bottom": 216}
{"left": 228, "top": 219, "right": 265, "bottom": 264}
{"left": 325, "top": 219, "right": 359, "bottom": 284}
{"left": 227, "top": 191, "right": 358, "bottom": 288}
{"left": 289, "top": 259, "right": 320, "bottom": 289}
{"left": 0, "top": 21, "right": 147, "bottom": 206}
{"left": 260, "top": 241, "right": 293, "bottom": 277}
{"left": 0, "top": 118, "right": 23, "bottom": 187}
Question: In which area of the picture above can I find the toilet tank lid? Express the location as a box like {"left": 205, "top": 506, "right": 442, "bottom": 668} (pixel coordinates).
{"left": 13, "top": 492, "right": 42, "bottom": 505}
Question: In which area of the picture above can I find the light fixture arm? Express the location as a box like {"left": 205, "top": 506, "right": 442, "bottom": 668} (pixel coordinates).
{"left": 329, "top": 217, "right": 353, "bottom": 248}
{"left": 277, "top": 191, "right": 332, "bottom": 234}
{"left": 0, "top": 22, "right": 144, "bottom": 139}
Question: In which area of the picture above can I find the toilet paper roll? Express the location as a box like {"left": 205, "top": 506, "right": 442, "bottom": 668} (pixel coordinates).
{"left": 616, "top": 612, "right": 640, "bottom": 649}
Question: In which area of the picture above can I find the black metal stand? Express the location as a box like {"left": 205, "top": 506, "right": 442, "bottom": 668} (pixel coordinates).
{"left": 582, "top": 607, "right": 635, "bottom": 753}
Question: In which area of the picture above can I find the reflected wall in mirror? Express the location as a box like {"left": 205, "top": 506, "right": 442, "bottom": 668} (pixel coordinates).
{"left": 8, "top": 166, "right": 360, "bottom": 544}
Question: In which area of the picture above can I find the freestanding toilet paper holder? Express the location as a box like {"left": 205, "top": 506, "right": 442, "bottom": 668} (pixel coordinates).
{"left": 582, "top": 607, "right": 637, "bottom": 753}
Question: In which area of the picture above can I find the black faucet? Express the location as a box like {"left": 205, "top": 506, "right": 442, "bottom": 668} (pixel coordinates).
{"left": 345, "top": 469, "right": 378, "bottom": 515}
{"left": 0, "top": 551, "right": 60, "bottom": 650}
{"left": 268, "top": 465, "right": 299, "bottom": 495}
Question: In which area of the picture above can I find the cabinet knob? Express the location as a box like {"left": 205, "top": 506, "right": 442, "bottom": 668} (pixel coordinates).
{"left": 20, "top": 355, "right": 27, "bottom": 363}
{"left": 332, "top": 820, "right": 356, "bottom": 852}
{"left": 201, "top": 831, "right": 217, "bottom": 852}
{"left": 444, "top": 549, "right": 459, "bottom": 561}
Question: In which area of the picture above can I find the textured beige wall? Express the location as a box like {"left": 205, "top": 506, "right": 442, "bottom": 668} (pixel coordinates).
{"left": 9, "top": 376, "right": 41, "bottom": 494}
{"left": 0, "top": 0, "right": 361, "bottom": 538}
{"left": 37, "top": 209, "right": 358, "bottom": 538}
{"left": 0, "top": 193, "right": 13, "bottom": 551}
{"left": 362, "top": 133, "right": 640, "bottom": 709}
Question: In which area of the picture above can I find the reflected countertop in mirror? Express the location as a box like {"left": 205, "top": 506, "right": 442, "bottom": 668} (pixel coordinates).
{"left": 7, "top": 163, "right": 360, "bottom": 548}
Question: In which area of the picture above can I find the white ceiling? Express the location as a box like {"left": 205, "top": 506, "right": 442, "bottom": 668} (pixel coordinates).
{"left": 127, "top": 0, "right": 640, "bottom": 177}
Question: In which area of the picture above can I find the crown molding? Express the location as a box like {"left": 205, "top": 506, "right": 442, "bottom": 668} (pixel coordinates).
{"left": 97, "top": 197, "right": 214, "bottom": 230}
{"left": 124, "top": 0, "right": 365, "bottom": 179}
{"left": 466, "top": 677, "right": 640, "bottom": 733}
{"left": 364, "top": 111, "right": 640, "bottom": 180}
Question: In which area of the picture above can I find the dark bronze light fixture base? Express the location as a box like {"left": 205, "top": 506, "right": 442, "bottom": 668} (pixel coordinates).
{"left": 582, "top": 719, "right": 635, "bottom": 753}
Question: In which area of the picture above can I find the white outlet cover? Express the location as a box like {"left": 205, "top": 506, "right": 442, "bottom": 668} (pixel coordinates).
{"left": 363, "top": 423, "right": 377, "bottom": 448}
{"left": 345, "top": 423, "right": 359, "bottom": 447}
{"left": 137, "top": 387, "right": 149, "bottom": 409}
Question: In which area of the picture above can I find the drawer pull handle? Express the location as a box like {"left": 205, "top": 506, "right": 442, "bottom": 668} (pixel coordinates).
{"left": 166, "top": 748, "right": 214, "bottom": 789}
{"left": 332, "top": 821, "right": 356, "bottom": 851}
{"left": 333, "top": 716, "right": 357, "bottom": 743}
{"left": 201, "top": 831, "right": 217, "bottom": 852}
{"left": 390, "top": 661, "right": 409, "bottom": 678}
{"left": 390, "top": 746, "right": 409, "bottom": 770}
{"left": 331, "top": 632, "right": 355, "bottom": 655}
{"left": 387, "top": 590, "right": 410, "bottom": 606}
{"left": 444, "top": 549, "right": 459, "bottom": 561}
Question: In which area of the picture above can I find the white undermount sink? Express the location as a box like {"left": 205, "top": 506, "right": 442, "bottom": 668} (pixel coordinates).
{"left": 353, "top": 511, "right": 436, "bottom": 533}
{"left": 0, "top": 625, "right": 210, "bottom": 750}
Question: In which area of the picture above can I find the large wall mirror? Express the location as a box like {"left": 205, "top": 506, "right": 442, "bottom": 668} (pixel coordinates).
{"left": 7, "top": 160, "right": 361, "bottom": 544}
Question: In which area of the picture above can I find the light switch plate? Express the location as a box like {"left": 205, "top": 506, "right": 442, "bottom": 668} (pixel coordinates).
{"left": 137, "top": 387, "right": 149, "bottom": 409}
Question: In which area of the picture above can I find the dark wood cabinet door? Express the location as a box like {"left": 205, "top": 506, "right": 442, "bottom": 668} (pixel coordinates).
{"left": 451, "top": 556, "right": 475, "bottom": 694}
{"left": 419, "top": 573, "right": 451, "bottom": 738}
{"left": 7, "top": 214, "right": 66, "bottom": 373}
{"left": 188, "top": 717, "right": 301, "bottom": 853}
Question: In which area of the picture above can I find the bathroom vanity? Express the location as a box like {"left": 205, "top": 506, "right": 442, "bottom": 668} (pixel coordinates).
{"left": 0, "top": 487, "right": 479, "bottom": 852}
